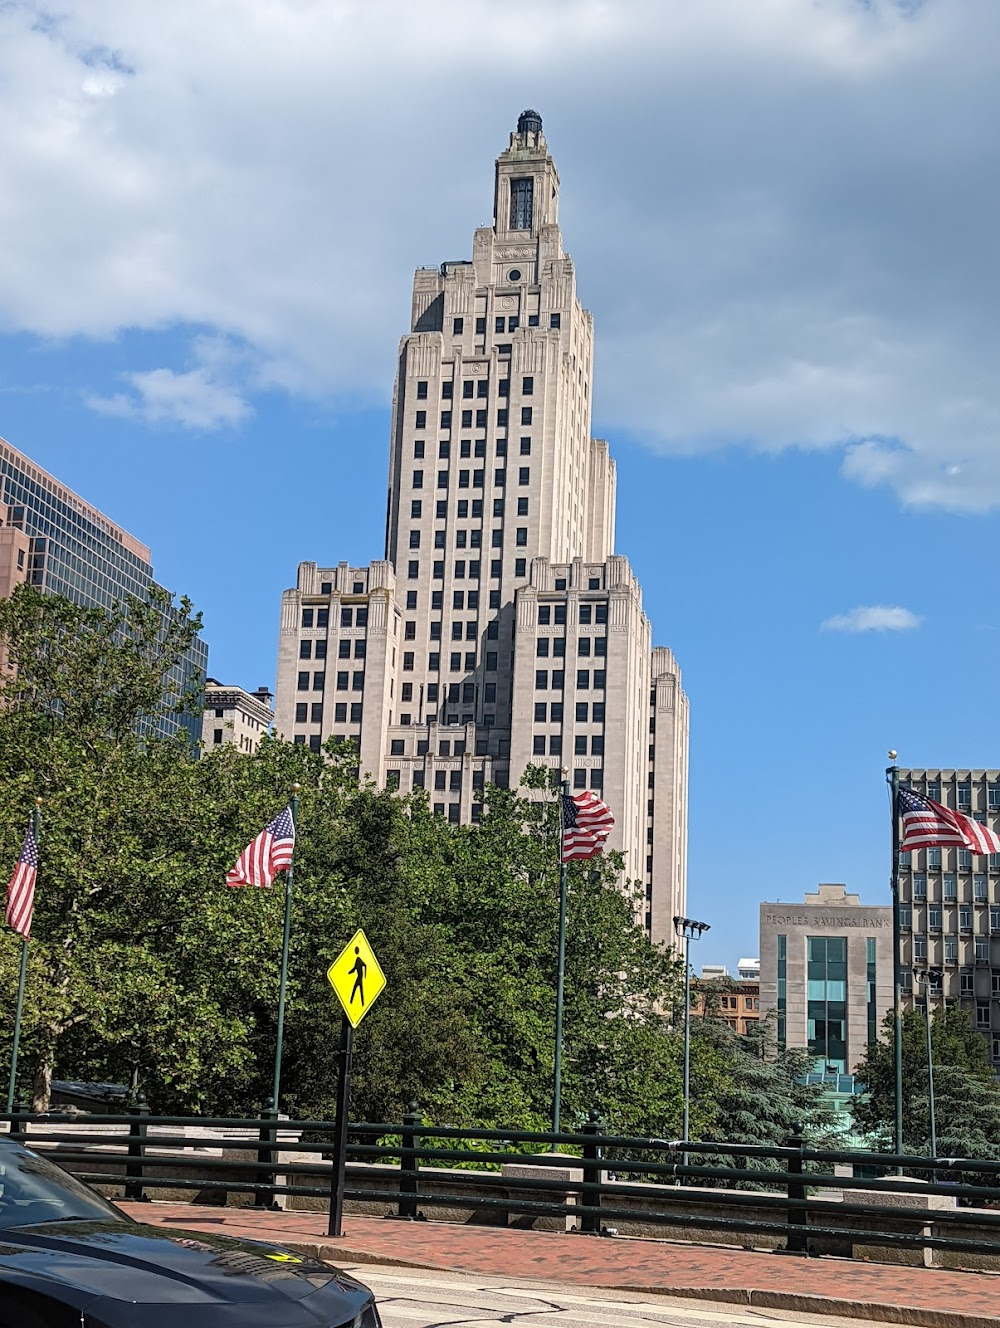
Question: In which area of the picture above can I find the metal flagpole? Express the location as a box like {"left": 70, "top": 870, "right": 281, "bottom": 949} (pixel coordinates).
{"left": 552, "top": 774, "right": 569, "bottom": 1135}
{"left": 7, "top": 799, "right": 40, "bottom": 1114}
{"left": 270, "top": 784, "right": 300, "bottom": 1112}
{"left": 887, "top": 754, "right": 904, "bottom": 1159}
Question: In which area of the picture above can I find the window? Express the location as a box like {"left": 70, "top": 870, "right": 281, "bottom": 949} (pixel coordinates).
{"left": 521, "top": 407, "right": 532, "bottom": 426}
{"left": 593, "top": 670, "right": 606, "bottom": 689}
{"left": 945, "top": 936, "right": 958, "bottom": 963}
{"left": 413, "top": 441, "right": 425, "bottom": 459}
{"left": 537, "top": 639, "right": 549, "bottom": 657}
{"left": 438, "top": 471, "right": 449, "bottom": 489}
{"left": 928, "top": 848, "right": 942, "bottom": 868}
{"left": 297, "top": 671, "right": 310, "bottom": 690}
{"left": 958, "top": 783, "right": 972, "bottom": 809}
{"left": 574, "top": 769, "right": 586, "bottom": 789}
{"left": 550, "top": 313, "right": 561, "bottom": 329}
{"left": 976, "top": 874, "right": 989, "bottom": 899}
{"left": 406, "top": 591, "right": 417, "bottom": 610}
{"left": 408, "top": 560, "right": 419, "bottom": 579}
{"left": 440, "top": 441, "right": 452, "bottom": 459}
{"left": 453, "top": 317, "right": 464, "bottom": 335}
{"left": 455, "top": 560, "right": 466, "bottom": 579}
{"left": 578, "top": 636, "right": 591, "bottom": 658}
{"left": 899, "top": 904, "right": 912, "bottom": 929}
{"left": 403, "top": 651, "right": 414, "bottom": 671}
{"left": 510, "top": 177, "right": 533, "bottom": 229}
{"left": 595, "top": 604, "right": 607, "bottom": 624}
{"left": 914, "top": 934, "right": 927, "bottom": 960}
{"left": 522, "top": 376, "right": 534, "bottom": 395}
{"left": 295, "top": 703, "right": 307, "bottom": 723}
{"left": 943, "top": 874, "right": 957, "bottom": 899}
{"left": 594, "top": 637, "right": 606, "bottom": 656}
{"left": 339, "top": 640, "right": 351, "bottom": 658}
{"left": 497, "top": 409, "right": 508, "bottom": 427}
{"left": 301, "top": 608, "right": 314, "bottom": 628}
{"left": 415, "top": 411, "right": 426, "bottom": 429}
{"left": 959, "top": 848, "right": 973, "bottom": 869}
{"left": 593, "top": 702, "right": 605, "bottom": 721}
{"left": 929, "top": 904, "right": 942, "bottom": 930}
{"left": 495, "top": 439, "right": 507, "bottom": 456}
{"left": 417, "top": 381, "right": 428, "bottom": 399}
{"left": 960, "top": 905, "right": 973, "bottom": 930}
{"left": 534, "top": 702, "right": 547, "bottom": 722}
{"left": 476, "top": 409, "right": 487, "bottom": 427}
{"left": 299, "top": 640, "right": 312, "bottom": 659}
{"left": 992, "top": 906, "right": 1000, "bottom": 933}
{"left": 549, "top": 736, "right": 562, "bottom": 755}
{"left": 591, "top": 735, "right": 604, "bottom": 755}
{"left": 519, "top": 438, "right": 531, "bottom": 456}
{"left": 574, "top": 735, "right": 586, "bottom": 755}
{"left": 352, "top": 671, "right": 364, "bottom": 690}
{"left": 495, "top": 469, "right": 506, "bottom": 486}
{"left": 433, "top": 560, "right": 444, "bottom": 578}
{"left": 914, "top": 873, "right": 927, "bottom": 899}
{"left": 409, "top": 530, "right": 420, "bottom": 549}
{"left": 475, "top": 317, "right": 486, "bottom": 334}
{"left": 518, "top": 467, "right": 530, "bottom": 485}
{"left": 577, "top": 669, "right": 590, "bottom": 689}
{"left": 412, "top": 470, "right": 423, "bottom": 489}
{"left": 334, "top": 703, "right": 347, "bottom": 723}
{"left": 429, "top": 652, "right": 440, "bottom": 669}
{"left": 962, "top": 970, "right": 974, "bottom": 994}
{"left": 533, "top": 735, "right": 546, "bottom": 755}
{"left": 459, "top": 470, "right": 470, "bottom": 489}
{"left": 495, "top": 316, "right": 505, "bottom": 333}
{"left": 535, "top": 670, "right": 548, "bottom": 689}
{"left": 977, "top": 937, "right": 990, "bottom": 962}
{"left": 313, "top": 672, "right": 325, "bottom": 690}
{"left": 477, "top": 381, "right": 488, "bottom": 398}
{"left": 432, "top": 591, "right": 443, "bottom": 609}
{"left": 390, "top": 739, "right": 405, "bottom": 756}
{"left": 336, "top": 671, "right": 349, "bottom": 690}
{"left": 317, "top": 608, "right": 329, "bottom": 628}
{"left": 486, "top": 651, "right": 498, "bottom": 670}
{"left": 515, "top": 559, "right": 526, "bottom": 576}
{"left": 461, "top": 410, "right": 473, "bottom": 428}
{"left": 977, "top": 1003, "right": 991, "bottom": 1029}
{"left": 493, "top": 498, "right": 505, "bottom": 516}
{"left": 453, "top": 591, "right": 465, "bottom": 609}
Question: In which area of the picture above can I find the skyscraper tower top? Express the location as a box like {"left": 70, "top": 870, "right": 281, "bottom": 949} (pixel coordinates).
{"left": 516, "top": 109, "right": 543, "bottom": 136}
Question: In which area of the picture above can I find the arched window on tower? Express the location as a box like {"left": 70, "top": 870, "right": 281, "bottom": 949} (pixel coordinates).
{"left": 510, "top": 178, "right": 533, "bottom": 230}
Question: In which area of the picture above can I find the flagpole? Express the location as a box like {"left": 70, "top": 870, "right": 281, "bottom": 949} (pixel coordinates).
{"left": 887, "top": 754, "right": 904, "bottom": 1158}
{"left": 552, "top": 772, "right": 569, "bottom": 1135}
{"left": 7, "top": 799, "right": 40, "bottom": 1115}
{"left": 270, "top": 784, "right": 300, "bottom": 1112}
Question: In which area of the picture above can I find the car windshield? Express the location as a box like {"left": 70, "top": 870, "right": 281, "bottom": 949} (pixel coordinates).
{"left": 0, "top": 1140, "right": 127, "bottom": 1229}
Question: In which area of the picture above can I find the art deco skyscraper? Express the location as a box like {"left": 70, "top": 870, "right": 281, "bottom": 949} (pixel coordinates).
{"left": 275, "top": 111, "right": 689, "bottom": 941}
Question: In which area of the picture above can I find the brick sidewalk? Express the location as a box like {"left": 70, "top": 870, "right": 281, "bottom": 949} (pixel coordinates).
{"left": 119, "top": 1203, "right": 1000, "bottom": 1328}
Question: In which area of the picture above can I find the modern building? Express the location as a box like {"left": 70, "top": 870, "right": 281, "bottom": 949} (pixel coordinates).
{"left": 759, "top": 884, "right": 892, "bottom": 1074}
{"left": 202, "top": 680, "right": 273, "bottom": 753}
{"left": 274, "top": 111, "right": 689, "bottom": 941}
{"left": 700, "top": 964, "right": 729, "bottom": 981}
{"left": 897, "top": 768, "right": 1000, "bottom": 1067}
{"left": 0, "top": 436, "right": 208, "bottom": 741}
{"left": 737, "top": 957, "right": 760, "bottom": 980}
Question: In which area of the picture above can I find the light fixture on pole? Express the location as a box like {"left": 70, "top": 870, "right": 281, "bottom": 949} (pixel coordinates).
{"left": 914, "top": 967, "right": 941, "bottom": 1160}
{"left": 674, "top": 914, "right": 710, "bottom": 1170}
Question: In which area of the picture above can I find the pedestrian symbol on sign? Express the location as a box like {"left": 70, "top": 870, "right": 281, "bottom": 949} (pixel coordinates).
{"left": 349, "top": 947, "right": 366, "bottom": 1006}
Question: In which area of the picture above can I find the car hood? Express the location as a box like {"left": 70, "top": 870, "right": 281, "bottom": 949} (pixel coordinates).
{"left": 0, "top": 1219, "right": 371, "bottom": 1319}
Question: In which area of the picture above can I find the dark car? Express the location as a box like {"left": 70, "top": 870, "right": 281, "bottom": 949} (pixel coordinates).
{"left": 0, "top": 1136, "right": 379, "bottom": 1327}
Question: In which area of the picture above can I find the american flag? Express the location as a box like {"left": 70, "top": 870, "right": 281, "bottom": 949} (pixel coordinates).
{"left": 5, "top": 823, "right": 38, "bottom": 939}
{"left": 226, "top": 807, "right": 295, "bottom": 888}
{"left": 899, "top": 787, "right": 1000, "bottom": 855}
{"left": 562, "top": 791, "right": 615, "bottom": 862}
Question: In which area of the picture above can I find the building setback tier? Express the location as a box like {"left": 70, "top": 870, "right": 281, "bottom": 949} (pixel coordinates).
{"left": 274, "top": 111, "right": 688, "bottom": 941}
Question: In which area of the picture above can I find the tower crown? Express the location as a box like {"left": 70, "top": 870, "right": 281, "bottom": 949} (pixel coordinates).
{"left": 495, "top": 107, "right": 559, "bottom": 237}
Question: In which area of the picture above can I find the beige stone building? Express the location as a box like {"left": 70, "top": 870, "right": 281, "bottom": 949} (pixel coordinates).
{"left": 759, "top": 884, "right": 893, "bottom": 1075}
{"left": 274, "top": 111, "right": 689, "bottom": 941}
{"left": 202, "top": 680, "right": 273, "bottom": 753}
{"left": 897, "top": 768, "right": 1000, "bottom": 1066}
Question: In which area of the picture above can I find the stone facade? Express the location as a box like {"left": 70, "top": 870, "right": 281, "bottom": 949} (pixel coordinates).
{"left": 759, "top": 884, "right": 893, "bottom": 1074}
{"left": 897, "top": 768, "right": 1000, "bottom": 1066}
{"left": 273, "top": 112, "right": 689, "bottom": 941}
{"left": 202, "top": 680, "right": 273, "bottom": 753}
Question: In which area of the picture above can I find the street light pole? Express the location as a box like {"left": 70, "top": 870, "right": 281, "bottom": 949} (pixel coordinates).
{"left": 915, "top": 968, "right": 940, "bottom": 1160}
{"left": 674, "top": 915, "right": 710, "bottom": 1170}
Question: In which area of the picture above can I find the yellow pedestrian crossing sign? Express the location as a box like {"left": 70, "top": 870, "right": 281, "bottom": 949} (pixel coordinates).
{"left": 327, "top": 929, "right": 386, "bottom": 1027}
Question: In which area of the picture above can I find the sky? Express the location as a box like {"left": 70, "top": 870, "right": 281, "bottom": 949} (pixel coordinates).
{"left": 1, "top": 0, "right": 999, "bottom": 971}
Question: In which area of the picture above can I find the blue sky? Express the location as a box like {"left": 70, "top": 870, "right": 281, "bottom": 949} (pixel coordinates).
{"left": 1, "top": 0, "right": 999, "bottom": 970}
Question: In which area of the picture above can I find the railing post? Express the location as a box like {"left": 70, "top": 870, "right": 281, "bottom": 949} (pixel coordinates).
{"left": 394, "top": 1100, "right": 424, "bottom": 1220}
{"left": 579, "top": 1109, "right": 604, "bottom": 1235}
{"left": 124, "top": 1094, "right": 150, "bottom": 1202}
{"left": 9, "top": 1099, "right": 29, "bottom": 1144}
{"left": 255, "top": 1096, "right": 280, "bottom": 1210}
{"left": 783, "top": 1121, "right": 809, "bottom": 1254}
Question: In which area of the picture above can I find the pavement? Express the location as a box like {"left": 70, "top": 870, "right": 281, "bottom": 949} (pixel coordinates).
{"left": 118, "top": 1202, "right": 1000, "bottom": 1328}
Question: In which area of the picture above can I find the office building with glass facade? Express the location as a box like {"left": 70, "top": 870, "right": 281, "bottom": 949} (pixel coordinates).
{"left": 0, "top": 436, "right": 208, "bottom": 741}
{"left": 759, "top": 884, "right": 892, "bottom": 1074}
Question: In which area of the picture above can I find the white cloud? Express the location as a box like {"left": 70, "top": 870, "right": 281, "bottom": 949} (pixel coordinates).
{"left": 0, "top": 0, "right": 998, "bottom": 505}
{"left": 88, "top": 367, "right": 251, "bottom": 430}
{"left": 820, "top": 605, "right": 922, "bottom": 633}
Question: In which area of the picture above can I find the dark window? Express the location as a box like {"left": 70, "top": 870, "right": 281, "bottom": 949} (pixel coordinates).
{"left": 352, "top": 671, "right": 364, "bottom": 690}
{"left": 575, "top": 735, "right": 587, "bottom": 755}
{"left": 533, "top": 735, "right": 546, "bottom": 755}
{"left": 341, "top": 607, "right": 352, "bottom": 626}
{"left": 461, "top": 410, "right": 473, "bottom": 427}
{"left": 406, "top": 591, "right": 417, "bottom": 610}
{"left": 497, "top": 409, "right": 508, "bottom": 427}
{"left": 495, "top": 316, "right": 505, "bottom": 333}
{"left": 432, "top": 591, "right": 443, "bottom": 609}
{"left": 508, "top": 317, "right": 519, "bottom": 331}
{"left": 439, "top": 441, "right": 451, "bottom": 459}
{"left": 490, "top": 559, "right": 502, "bottom": 577}
{"left": 334, "top": 702, "right": 347, "bottom": 722}
{"left": 522, "top": 376, "right": 534, "bottom": 395}
{"left": 491, "top": 530, "right": 503, "bottom": 547}
{"left": 493, "top": 498, "right": 504, "bottom": 516}
{"left": 453, "top": 317, "right": 464, "bottom": 335}
{"left": 297, "top": 671, "right": 310, "bottom": 690}
{"left": 450, "top": 653, "right": 461, "bottom": 671}
{"left": 510, "top": 177, "right": 534, "bottom": 229}
{"left": 574, "top": 769, "right": 586, "bottom": 789}
{"left": 475, "top": 317, "right": 486, "bottom": 334}
{"left": 550, "top": 313, "right": 561, "bottom": 329}
{"left": 596, "top": 604, "right": 608, "bottom": 624}
{"left": 484, "top": 682, "right": 496, "bottom": 701}
{"left": 417, "top": 381, "right": 428, "bottom": 399}
{"left": 301, "top": 608, "right": 314, "bottom": 628}
{"left": 552, "top": 638, "right": 565, "bottom": 657}
{"left": 552, "top": 669, "right": 564, "bottom": 688}
{"left": 410, "top": 500, "right": 422, "bottom": 518}
{"left": 321, "top": 581, "right": 332, "bottom": 594}
{"left": 385, "top": 770, "right": 400, "bottom": 791}
{"left": 435, "top": 771, "right": 446, "bottom": 790}
{"left": 408, "top": 560, "right": 419, "bottom": 579}
{"left": 438, "top": 470, "right": 449, "bottom": 489}
{"left": 515, "top": 559, "right": 526, "bottom": 576}
{"left": 588, "top": 577, "right": 600, "bottom": 590}
{"left": 535, "top": 670, "right": 548, "bottom": 689}
{"left": 520, "top": 437, "right": 531, "bottom": 455}
{"left": 409, "top": 530, "right": 420, "bottom": 548}
{"left": 309, "top": 735, "right": 321, "bottom": 753}
{"left": 593, "top": 702, "right": 605, "bottom": 722}
{"left": 551, "top": 702, "right": 563, "bottom": 721}
{"left": 486, "top": 651, "right": 498, "bottom": 671}
{"left": 578, "top": 636, "right": 591, "bottom": 657}
{"left": 549, "top": 735, "right": 562, "bottom": 755}
{"left": 495, "top": 439, "right": 507, "bottom": 456}
{"left": 537, "top": 639, "right": 550, "bottom": 657}
{"left": 487, "top": 620, "right": 499, "bottom": 638}
{"left": 299, "top": 640, "right": 312, "bottom": 659}
{"left": 489, "top": 590, "right": 501, "bottom": 608}
{"left": 477, "top": 381, "right": 489, "bottom": 398}
{"left": 590, "top": 769, "right": 604, "bottom": 790}
{"left": 434, "top": 530, "right": 446, "bottom": 548}
{"left": 463, "top": 381, "right": 474, "bottom": 398}
{"left": 594, "top": 637, "right": 606, "bottom": 656}
{"left": 517, "top": 497, "right": 528, "bottom": 515}
{"left": 403, "top": 651, "right": 414, "bottom": 670}
{"left": 576, "top": 702, "right": 588, "bottom": 722}
{"left": 338, "top": 640, "right": 351, "bottom": 658}
{"left": 538, "top": 606, "right": 551, "bottom": 625}
{"left": 317, "top": 608, "right": 328, "bottom": 628}
{"left": 495, "top": 470, "right": 506, "bottom": 486}
{"left": 591, "top": 735, "right": 604, "bottom": 755}
{"left": 412, "top": 470, "right": 423, "bottom": 488}
{"left": 453, "top": 591, "right": 465, "bottom": 609}
{"left": 476, "top": 409, "right": 487, "bottom": 427}
{"left": 429, "top": 652, "right": 440, "bottom": 669}
{"left": 313, "top": 672, "right": 325, "bottom": 691}
{"left": 415, "top": 410, "right": 426, "bottom": 429}
{"left": 295, "top": 702, "right": 307, "bottom": 722}
{"left": 413, "top": 770, "right": 425, "bottom": 788}
{"left": 404, "top": 620, "right": 416, "bottom": 640}
{"left": 498, "top": 378, "right": 509, "bottom": 397}
{"left": 350, "top": 702, "right": 362, "bottom": 722}
{"left": 528, "top": 314, "right": 539, "bottom": 326}
{"left": 593, "top": 670, "right": 606, "bottom": 689}
{"left": 534, "top": 702, "right": 547, "bottom": 722}
{"left": 310, "top": 704, "right": 322, "bottom": 724}
{"left": 521, "top": 407, "right": 532, "bottom": 425}
{"left": 468, "top": 590, "right": 479, "bottom": 608}
{"left": 459, "top": 470, "right": 470, "bottom": 489}
{"left": 579, "top": 604, "right": 592, "bottom": 624}
{"left": 440, "top": 411, "right": 452, "bottom": 428}
{"left": 472, "top": 499, "right": 483, "bottom": 517}
{"left": 413, "top": 441, "right": 425, "bottom": 458}
{"left": 448, "top": 804, "right": 461, "bottom": 824}
{"left": 433, "top": 560, "right": 444, "bottom": 578}
{"left": 554, "top": 605, "right": 566, "bottom": 624}
{"left": 401, "top": 683, "right": 412, "bottom": 701}
{"left": 460, "top": 440, "right": 471, "bottom": 457}
{"left": 577, "top": 670, "right": 590, "bottom": 689}
{"left": 516, "top": 527, "right": 527, "bottom": 545}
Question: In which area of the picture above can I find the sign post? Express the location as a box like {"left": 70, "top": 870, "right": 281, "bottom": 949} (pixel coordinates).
{"left": 325, "top": 929, "right": 386, "bottom": 1237}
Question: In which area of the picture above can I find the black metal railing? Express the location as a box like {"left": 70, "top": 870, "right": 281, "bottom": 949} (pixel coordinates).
{"left": 5, "top": 1105, "right": 1000, "bottom": 1265}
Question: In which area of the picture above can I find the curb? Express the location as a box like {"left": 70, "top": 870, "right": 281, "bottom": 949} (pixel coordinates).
{"left": 284, "top": 1243, "right": 998, "bottom": 1328}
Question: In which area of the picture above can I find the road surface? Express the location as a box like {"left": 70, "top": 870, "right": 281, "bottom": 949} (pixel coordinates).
{"left": 347, "top": 1264, "right": 904, "bottom": 1328}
